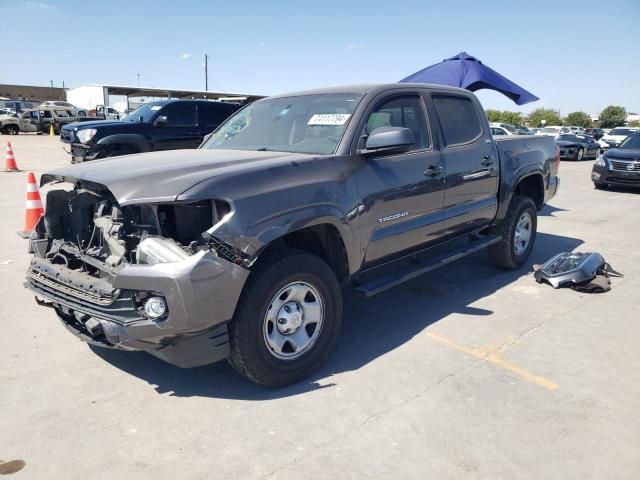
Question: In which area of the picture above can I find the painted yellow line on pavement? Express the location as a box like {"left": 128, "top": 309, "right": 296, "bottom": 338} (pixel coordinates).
{"left": 426, "top": 332, "right": 558, "bottom": 391}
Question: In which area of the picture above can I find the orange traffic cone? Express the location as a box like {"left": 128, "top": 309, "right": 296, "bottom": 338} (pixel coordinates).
{"left": 18, "top": 172, "right": 44, "bottom": 238}
{"left": 5, "top": 141, "right": 20, "bottom": 171}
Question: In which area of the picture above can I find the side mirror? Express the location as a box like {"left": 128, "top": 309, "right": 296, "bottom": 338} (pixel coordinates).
{"left": 154, "top": 115, "right": 168, "bottom": 126}
{"left": 359, "top": 127, "right": 415, "bottom": 156}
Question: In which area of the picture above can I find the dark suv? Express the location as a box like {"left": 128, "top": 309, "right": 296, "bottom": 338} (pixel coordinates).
{"left": 60, "top": 100, "right": 239, "bottom": 163}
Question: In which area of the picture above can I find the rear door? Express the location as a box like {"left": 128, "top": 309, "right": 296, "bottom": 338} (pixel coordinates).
{"left": 19, "top": 111, "right": 41, "bottom": 132}
{"left": 152, "top": 102, "right": 201, "bottom": 150}
{"left": 352, "top": 92, "right": 446, "bottom": 266}
{"left": 431, "top": 93, "right": 499, "bottom": 237}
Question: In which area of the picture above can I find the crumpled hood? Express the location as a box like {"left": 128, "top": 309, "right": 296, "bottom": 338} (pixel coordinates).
{"left": 42, "top": 149, "right": 311, "bottom": 205}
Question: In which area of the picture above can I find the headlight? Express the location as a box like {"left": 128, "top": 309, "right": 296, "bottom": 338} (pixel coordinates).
{"left": 595, "top": 154, "right": 606, "bottom": 166}
{"left": 137, "top": 237, "right": 189, "bottom": 265}
{"left": 77, "top": 128, "right": 97, "bottom": 143}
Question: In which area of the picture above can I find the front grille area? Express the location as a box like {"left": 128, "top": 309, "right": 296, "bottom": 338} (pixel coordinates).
{"left": 609, "top": 158, "right": 640, "bottom": 172}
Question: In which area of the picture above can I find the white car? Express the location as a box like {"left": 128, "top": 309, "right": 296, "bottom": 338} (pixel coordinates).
{"left": 599, "top": 127, "right": 639, "bottom": 150}
{"left": 535, "top": 126, "right": 571, "bottom": 137}
{"left": 38, "top": 101, "right": 88, "bottom": 117}
{"left": 490, "top": 124, "right": 515, "bottom": 136}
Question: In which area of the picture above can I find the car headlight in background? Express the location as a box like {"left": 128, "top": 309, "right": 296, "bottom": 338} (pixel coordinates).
{"left": 77, "top": 128, "right": 97, "bottom": 143}
{"left": 595, "top": 154, "right": 606, "bottom": 167}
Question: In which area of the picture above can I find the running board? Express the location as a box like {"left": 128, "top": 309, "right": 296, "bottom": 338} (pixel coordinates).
{"left": 354, "top": 235, "right": 502, "bottom": 297}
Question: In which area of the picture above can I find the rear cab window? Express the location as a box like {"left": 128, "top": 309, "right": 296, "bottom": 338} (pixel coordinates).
{"left": 432, "top": 95, "right": 482, "bottom": 147}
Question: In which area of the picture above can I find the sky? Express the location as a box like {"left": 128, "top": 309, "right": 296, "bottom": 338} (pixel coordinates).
{"left": 1, "top": 0, "right": 639, "bottom": 115}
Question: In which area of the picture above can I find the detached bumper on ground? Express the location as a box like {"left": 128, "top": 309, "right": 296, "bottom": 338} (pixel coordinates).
{"left": 25, "top": 250, "right": 249, "bottom": 367}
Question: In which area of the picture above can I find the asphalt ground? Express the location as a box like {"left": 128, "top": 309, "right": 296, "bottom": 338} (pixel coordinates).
{"left": 1, "top": 134, "right": 639, "bottom": 479}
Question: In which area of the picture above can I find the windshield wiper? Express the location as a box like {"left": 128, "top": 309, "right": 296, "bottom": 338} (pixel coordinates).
{"left": 256, "top": 147, "right": 273, "bottom": 151}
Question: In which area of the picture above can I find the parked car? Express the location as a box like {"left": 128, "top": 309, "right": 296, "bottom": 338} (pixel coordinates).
{"left": 555, "top": 134, "right": 600, "bottom": 161}
{"left": 0, "top": 109, "right": 49, "bottom": 134}
{"left": 528, "top": 127, "right": 542, "bottom": 135}
{"left": 535, "top": 126, "right": 571, "bottom": 137}
{"left": 37, "top": 106, "right": 79, "bottom": 133}
{"left": 26, "top": 83, "right": 559, "bottom": 387}
{"left": 490, "top": 124, "right": 514, "bottom": 136}
{"left": 583, "top": 128, "right": 604, "bottom": 140}
{"left": 60, "top": 99, "right": 240, "bottom": 163}
{"left": 0, "top": 107, "right": 16, "bottom": 116}
{"left": 592, "top": 132, "right": 640, "bottom": 189}
{"left": 39, "top": 101, "right": 88, "bottom": 117}
{"left": 599, "top": 127, "right": 638, "bottom": 150}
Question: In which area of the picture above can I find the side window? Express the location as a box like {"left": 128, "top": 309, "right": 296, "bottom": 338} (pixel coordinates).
{"left": 491, "top": 127, "right": 505, "bottom": 136}
{"left": 432, "top": 95, "right": 482, "bottom": 146}
{"left": 198, "top": 103, "right": 234, "bottom": 130}
{"left": 158, "top": 102, "right": 197, "bottom": 126}
{"left": 362, "top": 95, "right": 430, "bottom": 150}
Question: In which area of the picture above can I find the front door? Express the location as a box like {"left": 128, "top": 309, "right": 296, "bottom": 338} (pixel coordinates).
{"left": 18, "top": 111, "right": 41, "bottom": 132}
{"left": 431, "top": 94, "right": 499, "bottom": 238}
{"left": 352, "top": 93, "right": 446, "bottom": 267}
{"left": 152, "top": 102, "right": 203, "bottom": 151}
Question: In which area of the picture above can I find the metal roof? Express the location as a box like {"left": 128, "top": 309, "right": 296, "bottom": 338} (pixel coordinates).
{"left": 67, "top": 84, "right": 264, "bottom": 102}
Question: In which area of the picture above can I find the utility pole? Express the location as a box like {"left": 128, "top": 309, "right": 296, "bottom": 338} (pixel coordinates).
{"left": 205, "top": 54, "right": 209, "bottom": 91}
{"left": 137, "top": 72, "right": 140, "bottom": 86}
{"left": 50, "top": 80, "right": 53, "bottom": 99}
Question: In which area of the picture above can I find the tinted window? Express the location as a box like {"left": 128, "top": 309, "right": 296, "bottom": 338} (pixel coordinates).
{"left": 433, "top": 96, "right": 481, "bottom": 146}
{"left": 363, "top": 95, "right": 430, "bottom": 150}
{"left": 491, "top": 127, "right": 506, "bottom": 135}
{"left": 620, "top": 133, "right": 640, "bottom": 149}
{"left": 198, "top": 103, "right": 234, "bottom": 130}
{"left": 159, "top": 102, "right": 197, "bottom": 126}
{"left": 609, "top": 128, "right": 635, "bottom": 136}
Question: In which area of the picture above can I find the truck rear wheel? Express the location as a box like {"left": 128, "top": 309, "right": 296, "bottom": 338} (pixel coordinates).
{"left": 490, "top": 195, "right": 537, "bottom": 269}
{"left": 228, "top": 250, "right": 342, "bottom": 387}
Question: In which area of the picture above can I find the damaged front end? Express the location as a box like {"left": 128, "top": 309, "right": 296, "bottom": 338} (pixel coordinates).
{"left": 25, "top": 179, "right": 250, "bottom": 368}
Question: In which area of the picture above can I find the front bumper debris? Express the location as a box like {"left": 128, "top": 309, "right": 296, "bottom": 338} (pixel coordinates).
{"left": 25, "top": 250, "right": 250, "bottom": 367}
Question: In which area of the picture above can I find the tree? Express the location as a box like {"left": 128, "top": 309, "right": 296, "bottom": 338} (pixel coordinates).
{"left": 500, "top": 111, "right": 523, "bottom": 126}
{"left": 564, "top": 111, "right": 592, "bottom": 128}
{"left": 628, "top": 120, "right": 640, "bottom": 128}
{"left": 599, "top": 106, "right": 626, "bottom": 128}
{"left": 526, "top": 108, "right": 562, "bottom": 128}
{"left": 485, "top": 109, "right": 502, "bottom": 122}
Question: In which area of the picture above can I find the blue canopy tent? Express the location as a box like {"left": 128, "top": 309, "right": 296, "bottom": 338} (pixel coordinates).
{"left": 400, "top": 52, "right": 539, "bottom": 106}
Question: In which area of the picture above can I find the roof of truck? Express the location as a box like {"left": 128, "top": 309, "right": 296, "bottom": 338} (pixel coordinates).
{"left": 269, "top": 83, "right": 470, "bottom": 99}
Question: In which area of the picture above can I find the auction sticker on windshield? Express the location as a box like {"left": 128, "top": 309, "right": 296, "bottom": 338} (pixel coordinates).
{"left": 308, "top": 114, "right": 351, "bottom": 126}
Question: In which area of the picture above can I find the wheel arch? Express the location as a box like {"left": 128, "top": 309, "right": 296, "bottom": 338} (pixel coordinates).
{"left": 496, "top": 171, "right": 545, "bottom": 222}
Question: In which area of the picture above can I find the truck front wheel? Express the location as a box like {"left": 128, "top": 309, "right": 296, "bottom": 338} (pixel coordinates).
{"left": 228, "top": 250, "right": 342, "bottom": 387}
{"left": 490, "top": 195, "right": 537, "bottom": 269}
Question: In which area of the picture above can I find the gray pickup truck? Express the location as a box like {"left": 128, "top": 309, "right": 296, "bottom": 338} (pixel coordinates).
{"left": 25, "top": 84, "right": 559, "bottom": 387}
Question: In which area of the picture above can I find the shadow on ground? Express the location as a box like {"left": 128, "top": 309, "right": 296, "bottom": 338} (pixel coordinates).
{"left": 92, "top": 232, "right": 582, "bottom": 400}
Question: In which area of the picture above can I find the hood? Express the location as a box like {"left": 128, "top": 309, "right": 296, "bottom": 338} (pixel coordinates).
{"left": 605, "top": 147, "right": 640, "bottom": 160}
{"left": 556, "top": 141, "right": 581, "bottom": 147}
{"left": 41, "top": 149, "right": 312, "bottom": 205}
{"left": 64, "top": 120, "right": 124, "bottom": 130}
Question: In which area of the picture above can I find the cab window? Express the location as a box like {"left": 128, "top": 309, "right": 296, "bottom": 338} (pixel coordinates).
{"left": 432, "top": 95, "right": 482, "bottom": 146}
{"left": 158, "top": 102, "right": 197, "bottom": 127}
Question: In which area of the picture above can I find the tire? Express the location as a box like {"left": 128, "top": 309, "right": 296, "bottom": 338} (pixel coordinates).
{"left": 228, "top": 250, "right": 342, "bottom": 387}
{"left": 3, "top": 125, "right": 19, "bottom": 135}
{"left": 594, "top": 182, "right": 607, "bottom": 190}
{"left": 576, "top": 148, "right": 584, "bottom": 161}
{"left": 490, "top": 195, "right": 537, "bottom": 269}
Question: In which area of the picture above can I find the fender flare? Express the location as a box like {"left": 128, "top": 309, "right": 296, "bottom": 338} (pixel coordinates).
{"left": 96, "top": 134, "right": 151, "bottom": 153}
{"left": 496, "top": 168, "right": 546, "bottom": 222}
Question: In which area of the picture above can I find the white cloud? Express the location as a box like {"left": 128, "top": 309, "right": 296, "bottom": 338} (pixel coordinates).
{"left": 346, "top": 43, "right": 365, "bottom": 49}
{"left": 180, "top": 53, "right": 192, "bottom": 59}
{"left": 258, "top": 41, "right": 268, "bottom": 48}
{"left": 27, "top": 1, "right": 56, "bottom": 8}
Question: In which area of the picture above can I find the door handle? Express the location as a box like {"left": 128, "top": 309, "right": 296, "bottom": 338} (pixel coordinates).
{"left": 481, "top": 157, "right": 494, "bottom": 167}
{"left": 423, "top": 165, "right": 444, "bottom": 177}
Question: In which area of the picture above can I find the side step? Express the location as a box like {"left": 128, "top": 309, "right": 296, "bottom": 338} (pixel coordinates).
{"left": 354, "top": 235, "right": 502, "bottom": 297}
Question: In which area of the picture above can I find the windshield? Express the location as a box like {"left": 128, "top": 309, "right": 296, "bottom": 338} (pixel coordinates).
{"left": 557, "top": 135, "right": 579, "bottom": 141}
{"left": 541, "top": 127, "right": 559, "bottom": 133}
{"left": 609, "top": 128, "right": 635, "bottom": 136}
{"left": 124, "top": 102, "right": 166, "bottom": 122}
{"left": 201, "top": 93, "right": 363, "bottom": 155}
{"left": 619, "top": 133, "right": 640, "bottom": 149}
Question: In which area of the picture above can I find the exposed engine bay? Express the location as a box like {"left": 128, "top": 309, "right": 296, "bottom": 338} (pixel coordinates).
{"left": 30, "top": 180, "right": 246, "bottom": 278}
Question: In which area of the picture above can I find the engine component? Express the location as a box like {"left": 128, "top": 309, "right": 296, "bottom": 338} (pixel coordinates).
{"left": 137, "top": 237, "right": 190, "bottom": 265}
